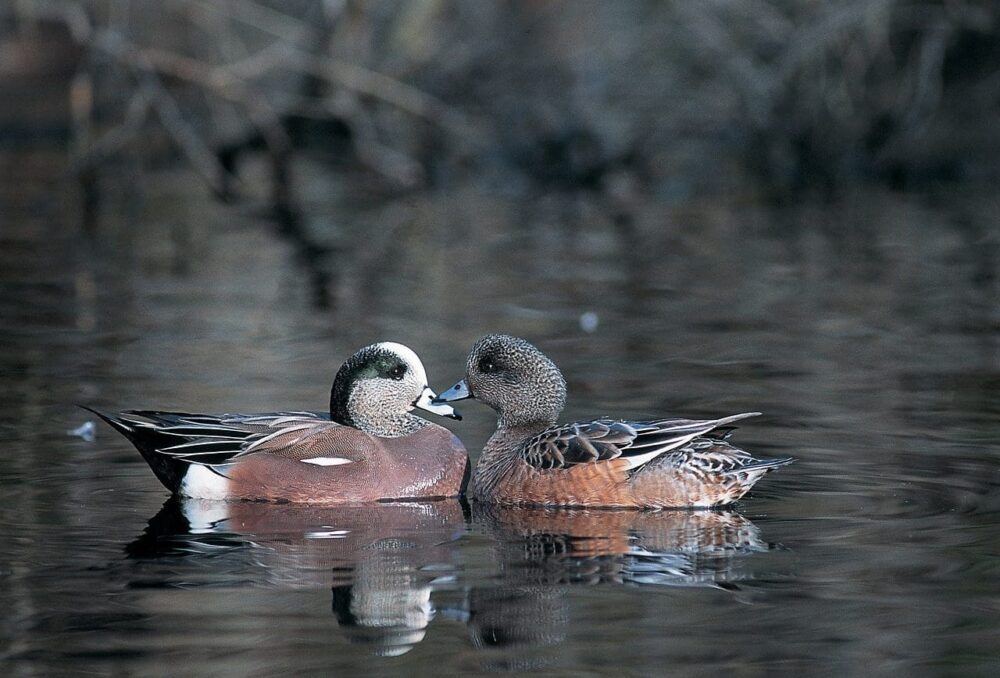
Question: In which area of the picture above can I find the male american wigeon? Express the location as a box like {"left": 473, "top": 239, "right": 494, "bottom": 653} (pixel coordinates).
{"left": 87, "top": 342, "right": 469, "bottom": 503}
{"left": 434, "top": 335, "right": 792, "bottom": 508}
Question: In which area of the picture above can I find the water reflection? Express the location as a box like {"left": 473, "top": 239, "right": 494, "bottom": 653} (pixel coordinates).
{"left": 123, "top": 498, "right": 775, "bottom": 662}
{"left": 473, "top": 504, "right": 771, "bottom": 587}
{"left": 127, "top": 499, "right": 465, "bottom": 656}
{"left": 464, "top": 506, "right": 774, "bottom": 670}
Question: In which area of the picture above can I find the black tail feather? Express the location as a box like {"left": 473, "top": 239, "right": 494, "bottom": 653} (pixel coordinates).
{"left": 79, "top": 405, "right": 189, "bottom": 493}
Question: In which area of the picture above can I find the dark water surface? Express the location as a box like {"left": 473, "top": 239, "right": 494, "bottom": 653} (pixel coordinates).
{"left": 2, "top": 153, "right": 999, "bottom": 676}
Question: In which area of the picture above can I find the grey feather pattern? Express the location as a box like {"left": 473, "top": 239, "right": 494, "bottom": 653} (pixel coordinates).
{"left": 652, "top": 438, "right": 795, "bottom": 476}
{"left": 118, "top": 410, "right": 330, "bottom": 465}
{"left": 518, "top": 413, "right": 764, "bottom": 472}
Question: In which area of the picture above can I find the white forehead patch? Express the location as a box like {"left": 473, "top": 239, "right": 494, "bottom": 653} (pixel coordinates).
{"left": 374, "top": 341, "right": 429, "bottom": 385}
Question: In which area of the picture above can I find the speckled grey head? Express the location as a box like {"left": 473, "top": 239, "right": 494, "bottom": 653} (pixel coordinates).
{"left": 462, "top": 335, "right": 567, "bottom": 427}
{"left": 330, "top": 342, "right": 459, "bottom": 437}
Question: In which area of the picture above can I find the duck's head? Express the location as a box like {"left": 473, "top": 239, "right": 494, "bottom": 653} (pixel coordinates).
{"left": 435, "top": 335, "right": 566, "bottom": 428}
{"left": 330, "top": 342, "right": 460, "bottom": 435}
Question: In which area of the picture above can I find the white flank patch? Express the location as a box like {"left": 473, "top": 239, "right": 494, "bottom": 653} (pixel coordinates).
{"left": 301, "top": 456, "right": 353, "bottom": 466}
{"left": 245, "top": 422, "right": 315, "bottom": 451}
{"left": 179, "top": 464, "right": 230, "bottom": 500}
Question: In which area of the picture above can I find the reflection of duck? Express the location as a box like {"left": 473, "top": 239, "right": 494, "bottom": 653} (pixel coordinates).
{"left": 463, "top": 505, "right": 773, "bottom": 668}
{"left": 127, "top": 498, "right": 465, "bottom": 655}
{"left": 331, "top": 539, "right": 436, "bottom": 657}
{"left": 474, "top": 504, "right": 770, "bottom": 587}
{"left": 123, "top": 500, "right": 778, "bottom": 663}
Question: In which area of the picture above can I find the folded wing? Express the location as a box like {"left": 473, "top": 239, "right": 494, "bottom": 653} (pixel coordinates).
{"left": 519, "top": 412, "right": 763, "bottom": 471}
{"left": 111, "top": 410, "right": 340, "bottom": 466}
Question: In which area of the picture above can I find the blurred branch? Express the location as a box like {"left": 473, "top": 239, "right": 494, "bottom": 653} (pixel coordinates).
{"left": 10, "top": 0, "right": 999, "bottom": 199}
{"left": 189, "top": 0, "right": 476, "bottom": 138}
{"left": 68, "top": 83, "right": 151, "bottom": 172}
{"left": 88, "top": 31, "right": 239, "bottom": 196}
{"left": 18, "top": 0, "right": 477, "bottom": 195}
{"left": 299, "top": 55, "right": 473, "bottom": 137}
{"left": 182, "top": 0, "right": 325, "bottom": 44}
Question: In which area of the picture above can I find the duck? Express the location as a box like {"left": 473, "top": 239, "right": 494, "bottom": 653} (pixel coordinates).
{"left": 86, "top": 342, "right": 469, "bottom": 503}
{"left": 433, "top": 334, "right": 792, "bottom": 508}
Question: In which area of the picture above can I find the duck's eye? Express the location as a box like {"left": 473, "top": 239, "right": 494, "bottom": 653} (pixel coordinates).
{"left": 389, "top": 363, "right": 406, "bottom": 380}
{"left": 478, "top": 358, "right": 498, "bottom": 374}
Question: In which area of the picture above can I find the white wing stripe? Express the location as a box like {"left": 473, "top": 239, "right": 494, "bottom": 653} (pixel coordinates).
{"left": 244, "top": 423, "right": 316, "bottom": 451}
{"left": 621, "top": 432, "right": 705, "bottom": 470}
{"left": 301, "top": 457, "right": 353, "bottom": 466}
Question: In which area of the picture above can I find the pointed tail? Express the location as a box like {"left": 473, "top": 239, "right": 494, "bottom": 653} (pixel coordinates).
{"left": 78, "top": 405, "right": 187, "bottom": 493}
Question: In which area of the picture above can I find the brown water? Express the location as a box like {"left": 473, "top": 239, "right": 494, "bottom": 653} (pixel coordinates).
{"left": 1, "top": 152, "right": 999, "bottom": 676}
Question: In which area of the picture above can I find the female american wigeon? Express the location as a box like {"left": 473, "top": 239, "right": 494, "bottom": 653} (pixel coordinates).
{"left": 434, "top": 335, "right": 792, "bottom": 508}
{"left": 87, "top": 342, "right": 469, "bottom": 503}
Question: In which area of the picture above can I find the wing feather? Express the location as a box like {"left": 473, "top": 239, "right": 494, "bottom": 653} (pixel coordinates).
{"left": 115, "top": 411, "right": 342, "bottom": 466}
{"left": 519, "top": 413, "right": 761, "bottom": 472}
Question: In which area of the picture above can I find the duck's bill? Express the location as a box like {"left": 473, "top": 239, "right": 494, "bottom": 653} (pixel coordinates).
{"left": 432, "top": 379, "right": 472, "bottom": 404}
{"left": 413, "top": 386, "right": 462, "bottom": 420}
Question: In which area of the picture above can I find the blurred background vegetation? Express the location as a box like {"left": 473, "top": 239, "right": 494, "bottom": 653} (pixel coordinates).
{"left": 4, "top": 0, "right": 998, "bottom": 217}
{"left": 1, "top": 0, "right": 998, "bottom": 363}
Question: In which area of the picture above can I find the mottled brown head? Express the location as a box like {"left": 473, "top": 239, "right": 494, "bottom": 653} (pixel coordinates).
{"left": 462, "top": 335, "right": 567, "bottom": 428}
